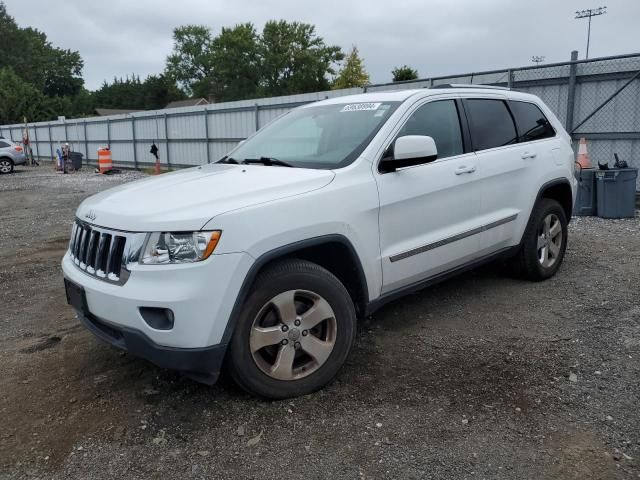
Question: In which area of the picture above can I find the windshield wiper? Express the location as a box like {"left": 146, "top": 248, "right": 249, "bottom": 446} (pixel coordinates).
{"left": 242, "top": 157, "right": 293, "bottom": 167}
{"left": 217, "top": 156, "right": 239, "bottom": 164}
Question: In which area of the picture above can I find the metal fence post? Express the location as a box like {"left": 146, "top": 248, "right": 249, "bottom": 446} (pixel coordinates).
{"left": 164, "top": 113, "right": 171, "bottom": 168}
{"left": 566, "top": 50, "right": 579, "bottom": 132}
{"left": 106, "top": 118, "right": 111, "bottom": 148}
{"left": 203, "top": 109, "right": 211, "bottom": 164}
{"left": 48, "top": 123, "right": 53, "bottom": 160}
{"left": 507, "top": 69, "right": 513, "bottom": 88}
{"left": 131, "top": 116, "right": 138, "bottom": 169}
{"left": 32, "top": 124, "right": 38, "bottom": 160}
{"left": 63, "top": 118, "right": 68, "bottom": 143}
{"left": 83, "top": 120, "right": 89, "bottom": 166}
{"left": 254, "top": 104, "right": 260, "bottom": 132}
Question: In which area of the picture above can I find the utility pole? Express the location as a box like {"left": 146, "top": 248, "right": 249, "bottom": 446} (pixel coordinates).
{"left": 531, "top": 56, "right": 546, "bottom": 65}
{"left": 575, "top": 6, "right": 607, "bottom": 59}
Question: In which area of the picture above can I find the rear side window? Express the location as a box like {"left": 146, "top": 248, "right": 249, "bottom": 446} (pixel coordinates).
{"left": 465, "top": 99, "right": 517, "bottom": 151}
{"left": 0, "top": 141, "right": 10, "bottom": 148}
{"left": 510, "top": 101, "right": 555, "bottom": 142}
{"left": 396, "top": 100, "right": 464, "bottom": 159}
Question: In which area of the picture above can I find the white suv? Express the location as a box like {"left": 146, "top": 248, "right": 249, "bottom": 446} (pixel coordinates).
{"left": 62, "top": 86, "right": 577, "bottom": 399}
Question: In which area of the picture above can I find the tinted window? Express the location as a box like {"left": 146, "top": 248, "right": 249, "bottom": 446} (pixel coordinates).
{"left": 465, "top": 99, "right": 517, "bottom": 151}
{"left": 0, "top": 141, "right": 10, "bottom": 148}
{"left": 510, "top": 101, "right": 555, "bottom": 142}
{"left": 397, "top": 100, "right": 463, "bottom": 159}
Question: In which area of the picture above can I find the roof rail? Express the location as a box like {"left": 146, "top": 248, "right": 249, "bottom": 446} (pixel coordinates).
{"left": 430, "top": 83, "right": 510, "bottom": 91}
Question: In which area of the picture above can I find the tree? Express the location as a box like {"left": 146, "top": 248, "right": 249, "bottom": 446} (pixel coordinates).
{"left": 206, "top": 23, "right": 261, "bottom": 101}
{"left": 259, "top": 20, "right": 344, "bottom": 96}
{"left": 141, "top": 74, "right": 186, "bottom": 109}
{"left": 93, "top": 75, "right": 185, "bottom": 110}
{"left": 332, "top": 46, "right": 369, "bottom": 90}
{"left": 0, "top": 3, "right": 84, "bottom": 97}
{"left": 392, "top": 65, "right": 419, "bottom": 82}
{"left": 0, "top": 67, "right": 41, "bottom": 124}
{"left": 165, "top": 25, "right": 214, "bottom": 96}
{"left": 165, "top": 20, "right": 344, "bottom": 101}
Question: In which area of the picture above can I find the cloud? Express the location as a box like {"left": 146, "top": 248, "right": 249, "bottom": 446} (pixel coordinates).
{"left": 6, "top": 0, "right": 639, "bottom": 90}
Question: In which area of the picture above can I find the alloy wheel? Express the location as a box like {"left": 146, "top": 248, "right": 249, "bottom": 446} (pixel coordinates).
{"left": 0, "top": 160, "right": 12, "bottom": 173}
{"left": 537, "top": 213, "right": 563, "bottom": 268}
{"left": 249, "top": 289, "right": 337, "bottom": 381}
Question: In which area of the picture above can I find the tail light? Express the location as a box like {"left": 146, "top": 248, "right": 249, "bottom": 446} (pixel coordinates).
{"left": 14, "top": 146, "right": 23, "bottom": 152}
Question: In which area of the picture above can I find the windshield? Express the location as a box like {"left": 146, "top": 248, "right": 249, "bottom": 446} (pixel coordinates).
{"left": 226, "top": 101, "right": 400, "bottom": 169}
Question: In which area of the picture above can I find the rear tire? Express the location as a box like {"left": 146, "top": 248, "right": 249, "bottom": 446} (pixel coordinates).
{"left": 512, "top": 198, "right": 568, "bottom": 281}
{"left": 228, "top": 259, "right": 356, "bottom": 399}
{"left": 0, "top": 158, "right": 13, "bottom": 174}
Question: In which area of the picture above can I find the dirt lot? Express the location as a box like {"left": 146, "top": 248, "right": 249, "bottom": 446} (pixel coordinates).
{"left": 1, "top": 166, "right": 639, "bottom": 479}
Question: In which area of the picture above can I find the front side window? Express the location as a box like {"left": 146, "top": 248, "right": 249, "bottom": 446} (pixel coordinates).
{"left": 396, "top": 100, "right": 464, "bottom": 159}
{"left": 465, "top": 99, "right": 517, "bottom": 151}
{"left": 510, "top": 101, "right": 555, "bottom": 142}
{"left": 226, "top": 102, "right": 400, "bottom": 169}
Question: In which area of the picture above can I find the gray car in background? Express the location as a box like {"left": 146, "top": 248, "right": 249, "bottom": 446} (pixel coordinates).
{"left": 0, "top": 138, "right": 27, "bottom": 174}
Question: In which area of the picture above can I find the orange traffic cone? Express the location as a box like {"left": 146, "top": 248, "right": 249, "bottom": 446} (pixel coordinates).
{"left": 576, "top": 137, "right": 591, "bottom": 168}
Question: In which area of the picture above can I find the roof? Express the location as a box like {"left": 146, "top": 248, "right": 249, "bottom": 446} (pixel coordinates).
{"left": 165, "top": 98, "right": 209, "bottom": 109}
{"left": 95, "top": 108, "right": 142, "bottom": 116}
{"left": 308, "top": 85, "right": 536, "bottom": 107}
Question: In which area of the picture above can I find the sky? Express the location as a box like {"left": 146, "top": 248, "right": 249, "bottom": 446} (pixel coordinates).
{"left": 6, "top": 0, "right": 640, "bottom": 91}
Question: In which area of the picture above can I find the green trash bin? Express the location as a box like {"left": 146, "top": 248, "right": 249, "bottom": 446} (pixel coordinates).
{"left": 595, "top": 168, "right": 638, "bottom": 218}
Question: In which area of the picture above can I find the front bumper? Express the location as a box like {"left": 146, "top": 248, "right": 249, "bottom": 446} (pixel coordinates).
{"left": 76, "top": 308, "right": 226, "bottom": 384}
{"left": 62, "top": 250, "right": 252, "bottom": 348}
{"left": 62, "top": 248, "right": 253, "bottom": 382}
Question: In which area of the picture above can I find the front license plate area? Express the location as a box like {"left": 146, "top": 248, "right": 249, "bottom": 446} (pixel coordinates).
{"left": 64, "top": 279, "right": 89, "bottom": 315}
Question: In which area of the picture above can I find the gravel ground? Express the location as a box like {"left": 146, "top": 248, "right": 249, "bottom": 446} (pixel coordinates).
{"left": 1, "top": 165, "right": 639, "bottom": 480}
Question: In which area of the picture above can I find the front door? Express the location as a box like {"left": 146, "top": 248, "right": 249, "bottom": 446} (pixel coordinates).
{"left": 375, "top": 98, "right": 486, "bottom": 294}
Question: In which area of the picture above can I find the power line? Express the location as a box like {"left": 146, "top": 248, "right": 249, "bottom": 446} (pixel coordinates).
{"left": 575, "top": 6, "right": 607, "bottom": 59}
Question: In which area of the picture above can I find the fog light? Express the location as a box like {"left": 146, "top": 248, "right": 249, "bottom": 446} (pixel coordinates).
{"left": 139, "top": 307, "right": 175, "bottom": 330}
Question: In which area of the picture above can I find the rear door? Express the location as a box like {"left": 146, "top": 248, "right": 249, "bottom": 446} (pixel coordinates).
{"left": 462, "top": 97, "right": 554, "bottom": 253}
{"left": 375, "top": 97, "right": 486, "bottom": 294}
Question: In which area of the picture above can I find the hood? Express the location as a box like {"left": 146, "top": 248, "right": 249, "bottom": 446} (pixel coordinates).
{"left": 77, "top": 164, "right": 335, "bottom": 232}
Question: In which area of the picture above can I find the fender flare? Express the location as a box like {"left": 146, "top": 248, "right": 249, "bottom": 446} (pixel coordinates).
{"left": 534, "top": 177, "right": 574, "bottom": 221}
{"left": 218, "top": 234, "right": 369, "bottom": 345}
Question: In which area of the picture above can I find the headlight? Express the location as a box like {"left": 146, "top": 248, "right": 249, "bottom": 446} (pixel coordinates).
{"left": 140, "top": 231, "right": 221, "bottom": 265}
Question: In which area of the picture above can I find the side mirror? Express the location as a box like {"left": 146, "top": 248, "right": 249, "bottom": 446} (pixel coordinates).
{"left": 379, "top": 135, "right": 438, "bottom": 173}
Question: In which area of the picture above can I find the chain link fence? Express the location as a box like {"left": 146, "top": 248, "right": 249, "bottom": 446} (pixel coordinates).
{"left": 1, "top": 52, "right": 639, "bottom": 188}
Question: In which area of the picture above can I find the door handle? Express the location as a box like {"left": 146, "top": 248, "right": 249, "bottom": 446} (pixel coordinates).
{"left": 454, "top": 165, "right": 476, "bottom": 175}
{"left": 521, "top": 151, "right": 537, "bottom": 159}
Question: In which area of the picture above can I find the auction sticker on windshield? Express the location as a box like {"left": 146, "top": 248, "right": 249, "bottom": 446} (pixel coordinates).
{"left": 340, "top": 103, "right": 382, "bottom": 112}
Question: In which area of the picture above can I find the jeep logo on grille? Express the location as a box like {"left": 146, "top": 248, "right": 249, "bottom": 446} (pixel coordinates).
{"left": 84, "top": 210, "right": 97, "bottom": 221}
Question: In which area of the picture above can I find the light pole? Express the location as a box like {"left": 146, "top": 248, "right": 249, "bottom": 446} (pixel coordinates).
{"left": 531, "top": 56, "right": 546, "bottom": 65}
{"left": 575, "top": 6, "right": 607, "bottom": 59}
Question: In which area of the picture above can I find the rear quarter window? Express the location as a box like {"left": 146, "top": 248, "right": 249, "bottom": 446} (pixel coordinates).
{"left": 509, "top": 101, "right": 556, "bottom": 142}
{"left": 0, "top": 141, "right": 11, "bottom": 148}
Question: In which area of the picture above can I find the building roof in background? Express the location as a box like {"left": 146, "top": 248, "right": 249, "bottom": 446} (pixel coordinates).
{"left": 95, "top": 108, "right": 142, "bottom": 116}
{"left": 165, "top": 98, "right": 209, "bottom": 109}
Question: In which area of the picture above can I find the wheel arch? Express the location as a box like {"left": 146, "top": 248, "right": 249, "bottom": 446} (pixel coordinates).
{"left": 536, "top": 178, "right": 573, "bottom": 222}
{"left": 220, "top": 234, "right": 369, "bottom": 345}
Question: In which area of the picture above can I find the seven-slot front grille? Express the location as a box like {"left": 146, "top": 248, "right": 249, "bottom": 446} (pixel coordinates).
{"left": 69, "top": 221, "right": 128, "bottom": 283}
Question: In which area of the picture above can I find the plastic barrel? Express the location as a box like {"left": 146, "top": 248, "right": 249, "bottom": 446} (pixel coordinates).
{"left": 573, "top": 168, "right": 597, "bottom": 216}
{"left": 595, "top": 168, "right": 638, "bottom": 218}
{"left": 97, "top": 148, "right": 112, "bottom": 174}
{"left": 70, "top": 152, "right": 83, "bottom": 170}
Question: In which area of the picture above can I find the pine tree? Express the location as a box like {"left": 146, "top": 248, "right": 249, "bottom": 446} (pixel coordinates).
{"left": 332, "top": 46, "right": 370, "bottom": 89}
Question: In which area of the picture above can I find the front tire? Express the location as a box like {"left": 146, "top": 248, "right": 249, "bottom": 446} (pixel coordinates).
{"left": 228, "top": 259, "right": 356, "bottom": 399}
{"left": 513, "top": 198, "right": 568, "bottom": 281}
